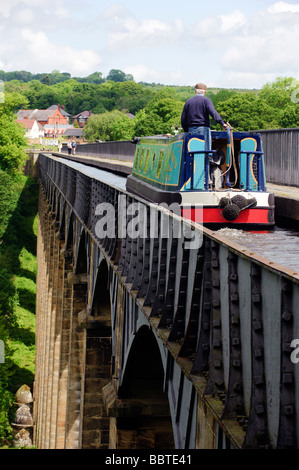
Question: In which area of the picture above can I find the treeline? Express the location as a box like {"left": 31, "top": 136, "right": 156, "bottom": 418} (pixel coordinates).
{"left": 5, "top": 76, "right": 159, "bottom": 116}
{"left": 82, "top": 76, "right": 299, "bottom": 141}
{"left": 4, "top": 69, "right": 299, "bottom": 140}
{"left": 0, "top": 68, "right": 134, "bottom": 85}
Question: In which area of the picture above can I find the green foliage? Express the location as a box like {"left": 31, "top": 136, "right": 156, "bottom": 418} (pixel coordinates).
{"left": 133, "top": 109, "right": 165, "bottom": 137}
{"left": 0, "top": 269, "right": 18, "bottom": 331}
{"left": 0, "top": 371, "right": 14, "bottom": 445}
{"left": 74, "top": 72, "right": 105, "bottom": 84}
{"left": 279, "top": 104, "right": 299, "bottom": 128}
{"left": 0, "top": 171, "right": 22, "bottom": 238}
{"left": 106, "top": 69, "right": 133, "bottom": 82}
{"left": 216, "top": 77, "right": 299, "bottom": 131}
{"left": 132, "top": 90, "right": 184, "bottom": 137}
{"left": 110, "top": 115, "right": 136, "bottom": 141}
{"left": 0, "top": 174, "right": 38, "bottom": 447}
{"left": 0, "top": 92, "right": 28, "bottom": 173}
{"left": 258, "top": 77, "right": 295, "bottom": 109}
{"left": 83, "top": 110, "right": 130, "bottom": 141}
{"left": 3, "top": 69, "right": 299, "bottom": 139}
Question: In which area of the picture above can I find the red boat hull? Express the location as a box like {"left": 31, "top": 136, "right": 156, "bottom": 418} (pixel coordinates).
{"left": 181, "top": 206, "right": 274, "bottom": 227}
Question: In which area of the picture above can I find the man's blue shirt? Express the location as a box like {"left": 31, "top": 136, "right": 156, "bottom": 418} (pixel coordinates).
{"left": 181, "top": 94, "right": 225, "bottom": 132}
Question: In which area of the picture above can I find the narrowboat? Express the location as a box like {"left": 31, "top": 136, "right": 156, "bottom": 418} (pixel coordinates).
{"left": 126, "top": 129, "right": 275, "bottom": 229}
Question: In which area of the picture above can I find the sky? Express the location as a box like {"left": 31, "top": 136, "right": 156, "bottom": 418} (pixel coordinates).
{"left": 0, "top": 0, "right": 299, "bottom": 89}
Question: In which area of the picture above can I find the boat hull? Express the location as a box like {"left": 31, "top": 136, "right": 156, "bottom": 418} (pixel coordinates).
{"left": 181, "top": 206, "right": 275, "bottom": 228}
{"left": 126, "top": 174, "right": 275, "bottom": 229}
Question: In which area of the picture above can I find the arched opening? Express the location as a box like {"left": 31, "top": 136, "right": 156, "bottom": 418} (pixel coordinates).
{"left": 113, "top": 326, "right": 175, "bottom": 449}
{"left": 91, "top": 260, "right": 111, "bottom": 331}
{"left": 120, "top": 326, "right": 165, "bottom": 399}
{"left": 75, "top": 230, "right": 87, "bottom": 275}
{"left": 65, "top": 211, "right": 74, "bottom": 253}
{"left": 80, "top": 257, "right": 113, "bottom": 449}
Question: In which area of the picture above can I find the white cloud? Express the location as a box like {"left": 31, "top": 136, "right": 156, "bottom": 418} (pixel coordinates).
{"left": 14, "top": 8, "right": 35, "bottom": 24}
{"left": 107, "top": 18, "right": 172, "bottom": 46}
{"left": 0, "top": 0, "right": 46, "bottom": 18}
{"left": 192, "top": 10, "right": 246, "bottom": 38}
{"left": 54, "top": 7, "right": 69, "bottom": 20}
{"left": 187, "top": 3, "right": 299, "bottom": 85}
{"left": 123, "top": 64, "right": 185, "bottom": 85}
{"left": 267, "top": 2, "right": 299, "bottom": 13}
{"left": 19, "top": 29, "right": 102, "bottom": 75}
{"left": 100, "top": 5, "right": 183, "bottom": 50}
{"left": 123, "top": 64, "right": 160, "bottom": 83}
{"left": 0, "top": 1, "right": 298, "bottom": 88}
{"left": 220, "top": 8, "right": 299, "bottom": 75}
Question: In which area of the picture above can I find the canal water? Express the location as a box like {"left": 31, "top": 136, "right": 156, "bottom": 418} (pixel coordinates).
{"left": 217, "top": 226, "right": 299, "bottom": 273}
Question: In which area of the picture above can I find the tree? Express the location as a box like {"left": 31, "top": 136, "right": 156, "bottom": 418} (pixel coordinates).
{"left": 42, "top": 75, "right": 51, "bottom": 85}
{"left": 208, "top": 89, "right": 238, "bottom": 107}
{"left": 133, "top": 109, "right": 165, "bottom": 137}
{"left": 85, "top": 72, "right": 105, "bottom": 84}
{"left": 0, "top": 92, "right": 28, "bottom": 173}
{"left": 216, "top": 92, "right": 279, "bottom": 131}
{"left": 83, "top": 110, "right": 131, "bottom": 141}
{"left": 106, "top": 69, "right": 127, "bottom": 82}
{"left": 258, "top": 77, "right": 296, "bottom": 110}
{"left": 279, "top": 105, "right": 299, "bottom": 128}
{"left": 110, "top": 114, "right": 135, "bottom": 141}
{"left": 113, "top": 81, "right": 154, "bottom": 114}
{"left": 132, "top": 91, "right": 185, "bottom": 136}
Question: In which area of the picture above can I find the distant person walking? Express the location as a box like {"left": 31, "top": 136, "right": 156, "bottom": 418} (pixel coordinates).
{"left": 181, "top": 83, "right": 227, "bottom": 151}
{"left": 67, "top": 141, "right": 72, "bottom": 155}
{"left": 71, "top": 140, "right": 77, "bottom": 155}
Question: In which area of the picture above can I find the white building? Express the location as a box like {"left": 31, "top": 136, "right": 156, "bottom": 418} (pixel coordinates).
{"left": 17, "top": 118, "right": 44, "bottom": 139}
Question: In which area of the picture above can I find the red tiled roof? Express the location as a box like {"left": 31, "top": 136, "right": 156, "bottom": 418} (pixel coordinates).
{"left": 17, "top": 119, "right": 44, "bottom": 129}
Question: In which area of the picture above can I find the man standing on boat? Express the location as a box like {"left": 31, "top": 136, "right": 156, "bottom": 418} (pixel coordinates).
{"left": 181, "top": 83, "right": 227, "bottom": 150}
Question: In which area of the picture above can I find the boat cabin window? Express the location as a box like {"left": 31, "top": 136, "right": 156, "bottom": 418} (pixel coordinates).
{"left": 144, "top": 149, "right": 151, "bottom": 174}
{"left": 139, "top": 148, "right": 145, "bottom": 171}
{"left": 156, "top": 150, "right": 164, "bottom": 179}
{"left": 151, "top": 152, "right": 156, "bottom": 171}
{"left": 134, "top": 148, "right": 140, "bottom": 170}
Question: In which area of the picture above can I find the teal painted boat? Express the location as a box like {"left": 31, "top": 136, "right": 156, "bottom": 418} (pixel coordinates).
{"left": 126, "top": 129, "right": 275, "bottom": 229}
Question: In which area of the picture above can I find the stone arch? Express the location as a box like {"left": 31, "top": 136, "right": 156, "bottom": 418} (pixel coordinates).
{"left": 119, "top": 325, "right": 165, "bottom": 399}
{"left": 79, "top": 255, "right": 113, "bottom": 449}
{"left": 58, "top": 199, "right": 66, "bottom": 240}
{"left": 90, "top": 259, "right": 111, "bottom": 327}
{"left": 111, "top": 325, "right": 175, "bottom": 449}
{"left": 74, "top": 229, "right": 88, "bottom": 276}
{"left": 65, "top": 209, "right": 75, "bottom": 252}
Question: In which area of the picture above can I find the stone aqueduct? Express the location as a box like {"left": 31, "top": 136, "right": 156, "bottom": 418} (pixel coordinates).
{"left": 33, "top": 153, "right": 299, "bottom": 449}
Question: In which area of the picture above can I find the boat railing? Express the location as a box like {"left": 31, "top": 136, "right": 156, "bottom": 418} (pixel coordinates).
{"left": 187, "top": 150, "right": 216, "bottom": 190}
{"left": 240, "top": 150, "right": 264, "bottom": 191}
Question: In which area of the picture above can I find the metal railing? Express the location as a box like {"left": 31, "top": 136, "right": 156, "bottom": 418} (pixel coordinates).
{"left": 254, "top": 128, "right": 299, "bottom": 187}
{"left": 73, "top": 140, "right": 136, "bottom": 161}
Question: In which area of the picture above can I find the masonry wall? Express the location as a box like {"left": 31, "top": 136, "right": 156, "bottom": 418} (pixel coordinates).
{"left": 34, "top": 187, "right": 112, "bottom": 449}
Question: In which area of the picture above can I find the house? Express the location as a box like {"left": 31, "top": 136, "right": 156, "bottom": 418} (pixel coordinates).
{"left": 72, "top": 111, "right": 92, "bottom": 128}
{"left": 17, "top": 118, "right": 44, "bottom": 139}
{"left": 44, "top": 124, "right": 73, "bottom": 137}
{"left": 47, "top": 105, "right": 71, "bottom": 124}
{"left": 17, "top": 105, "right": 69, "bottom": 127}
{"left": 63, "top": 128, "right": 85, "bottom": 143}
